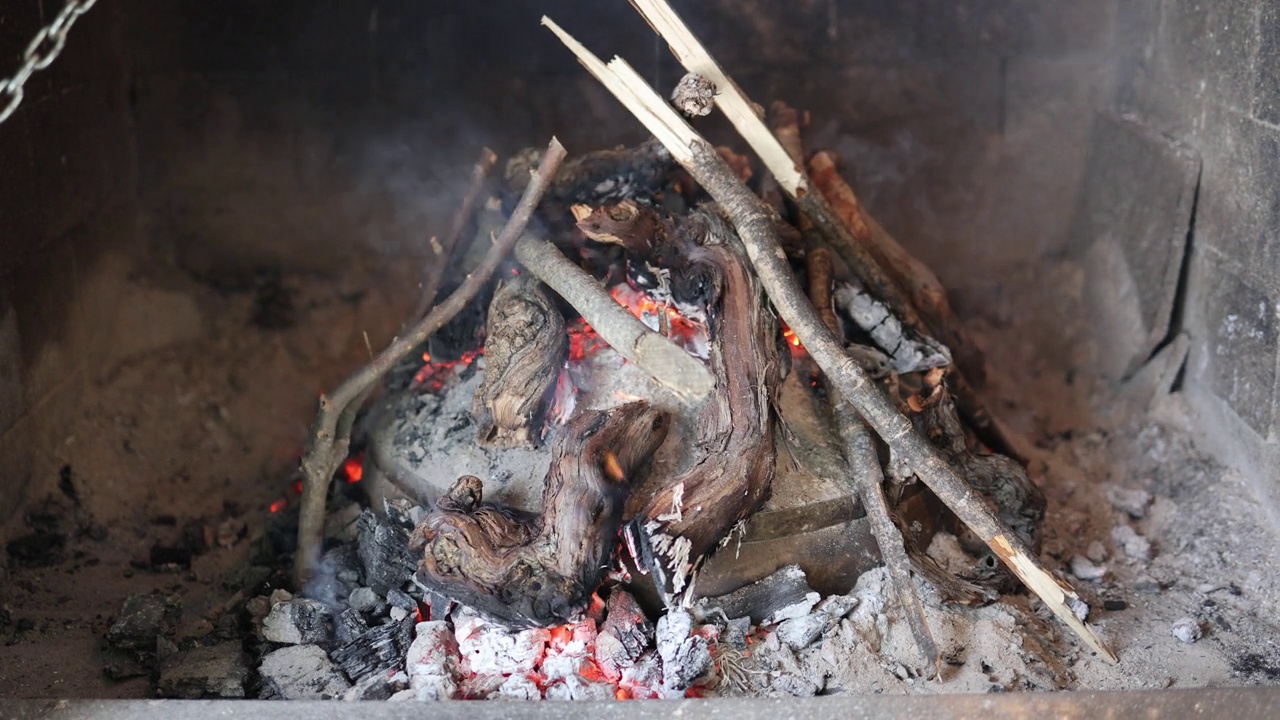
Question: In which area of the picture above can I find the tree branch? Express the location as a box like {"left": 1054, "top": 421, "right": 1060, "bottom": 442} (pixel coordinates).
{"left": 411, "top": 147, "right": 499, "bottom": 324}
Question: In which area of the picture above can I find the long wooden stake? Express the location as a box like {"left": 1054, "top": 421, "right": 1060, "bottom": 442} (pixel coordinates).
{"left": 294, "top": 139, "right": 567, "bottom": 587}
{"left": 541, "top": 16, "right": 1116, "bottom": 663}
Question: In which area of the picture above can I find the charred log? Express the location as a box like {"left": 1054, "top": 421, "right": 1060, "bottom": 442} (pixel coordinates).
{"left": 630, "top": 209, "right": 784, "bottom": 604}
{"left": 411, "top": 401, "right": 670, "bottom": 627}
{"left": 471, "top": 275, "right": 567, "bottom": 448}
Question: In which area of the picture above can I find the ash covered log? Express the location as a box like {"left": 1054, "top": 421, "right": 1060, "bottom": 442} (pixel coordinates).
{"left": 630, "top": 209, "right": 784, "bottom": 604}
{"left": 411, "top": 401, "right": 670, "bottom": 627}
{"left": 471, "top": 275, "right": 567, "bottom": 448}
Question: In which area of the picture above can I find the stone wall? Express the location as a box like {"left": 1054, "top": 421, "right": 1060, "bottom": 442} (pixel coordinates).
{"left": 1103, "top": 2, "right": 1280, "bottom": 514}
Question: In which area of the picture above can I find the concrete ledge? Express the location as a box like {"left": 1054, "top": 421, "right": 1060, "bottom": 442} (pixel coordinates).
{"left": 2, "top": 688, "right": 1277, "bottom": 720}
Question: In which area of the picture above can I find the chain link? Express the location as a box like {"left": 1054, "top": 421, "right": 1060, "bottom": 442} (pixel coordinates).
{"left": 0, "top": 0, "right": 100, "bottom": 125}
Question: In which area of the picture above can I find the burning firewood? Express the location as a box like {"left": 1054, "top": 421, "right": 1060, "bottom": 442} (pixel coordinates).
{"left": 411, "top": 401, "right": 671, "bottom": 627}
{"left": 629, "top": 208, "right": 784, "bottom": 605}
{"left": 543, "top": 5, "right": 1117, "bottom": 663}
{"left": 513, "top": 234, "right": 715, "bottom": 401}
{"left": 471, "top": 274, "right": 568, "bottom": 448}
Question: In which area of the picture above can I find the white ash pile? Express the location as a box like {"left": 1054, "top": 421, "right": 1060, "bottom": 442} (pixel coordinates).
{"left": 250, "top": 487, "right": 889, "bottom": 702}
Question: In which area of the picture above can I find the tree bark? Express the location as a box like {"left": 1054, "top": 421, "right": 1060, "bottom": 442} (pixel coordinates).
{"left": 411, "top": 401, "right": 671, "bottom": 627}
{"left": 472, "top": 274, "right": 568, "bottom": 448}
{"left": 630, "top": 209, "right": 784, "bottom": 605}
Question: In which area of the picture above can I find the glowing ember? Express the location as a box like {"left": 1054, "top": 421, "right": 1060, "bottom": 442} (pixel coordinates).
{"left": 342, "top": 453, "right": 364, "bottom": 484}
{"left": 610, "top": 284, "right": 710, "bottom": 359}
{"left": 413, "top": 347, "right": 484, "bottom": 390}
{"left": 269, "top": 497, "right": 288, "bottom": 513}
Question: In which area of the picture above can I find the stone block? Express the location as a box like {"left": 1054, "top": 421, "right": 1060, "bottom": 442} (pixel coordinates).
{"left": 1188, "top": 261, "right": 1278, "bottom": 436}
{"left": 1195, "top": 107, "right": 1280, "bottom": 279}
{"left": 1074, "top": 113, "right": 1200, "bottom": 378}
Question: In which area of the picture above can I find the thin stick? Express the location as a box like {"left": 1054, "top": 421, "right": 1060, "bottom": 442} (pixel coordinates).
{"left": 411, "top": 147, "right": 499, "bottom": 324}
{"left": 293, "top": 139, "right": 567, "bottom": 587}
{"left": 514, "top": 235, "right": 715, "bottom": 402}
{"left": 810, "top": 246, "right": 940, "bottom": 676}
{"left": 541, "top": 19, "right": 1116, "bottom": 663}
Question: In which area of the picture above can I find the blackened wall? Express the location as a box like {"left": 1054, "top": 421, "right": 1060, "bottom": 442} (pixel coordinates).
{"left": 1108, "top": 2, "right": 1280, "bottom": 512}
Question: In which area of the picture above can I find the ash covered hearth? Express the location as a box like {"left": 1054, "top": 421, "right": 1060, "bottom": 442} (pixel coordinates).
{"left": 1, "top": 0, "right": 1279, "bottom": 711}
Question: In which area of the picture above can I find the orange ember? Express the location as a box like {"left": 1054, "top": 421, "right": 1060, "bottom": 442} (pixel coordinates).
{"left": 567, "top": 319, "right": 608, "bottom": 362}
{"left": 413, "top": 347, "right": 484, "bottom": 389}
{"left": 342, "top": 453, "right": 364, "bottom": 484}
{"left": 269, "top": 497, "right": 288, "bottom": 513}
{"left": 549, "top": 624, "right": 574, "bottom": 650}
{"left": 782, "top": 326, "right": 802, "bottom": 348}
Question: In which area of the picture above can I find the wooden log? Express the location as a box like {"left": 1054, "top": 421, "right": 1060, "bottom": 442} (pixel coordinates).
{"left": 411, "top": 401, "right": 671, "bottom": 627}
{"left": 471, "top": 275, "right": 568, "bottom": 448}
{"left": 631, "top": 209, "right": 784, "bottom": 605}
{"left": 809, "top": 245, "right": 940, "bottom": 676}
{"left": 808, "top": 151, "right": 986, "bottom": 386}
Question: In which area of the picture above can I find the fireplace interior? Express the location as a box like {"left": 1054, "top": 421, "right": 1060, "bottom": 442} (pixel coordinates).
{"left": 1, "top": 0, "right": 1279, "bottom": 705}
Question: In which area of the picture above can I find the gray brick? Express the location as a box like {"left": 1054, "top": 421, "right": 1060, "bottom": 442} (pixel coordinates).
{"left": 1191, "top": 261, "right": 1278, "bottom": 436}
{"left": 1072, "top": 113, "right": 1200, "bottom": 377}
{"left": 1195, "top": 106, "right": 1280, "bottom": 277}
{"left": 1254, "top": 3, "right": 1280, "bottom": 125}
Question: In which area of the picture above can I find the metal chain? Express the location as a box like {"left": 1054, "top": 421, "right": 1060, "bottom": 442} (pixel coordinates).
{"left": 0, "top": 0, "right": 100, "bottom": 125}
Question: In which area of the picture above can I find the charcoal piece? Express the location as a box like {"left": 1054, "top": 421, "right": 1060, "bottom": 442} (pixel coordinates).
{"left": 701, "top": 564, "right": 816, "bottom": 624}
{"left": 6, "top": 531, "right": 66, "bottom": 568}
{"left": 259, "top": 645, "right": 350, "bottom": 700}
{"left": 157, "top": 642, "right": 249, "bottom": 699}
{"left": 262, "top": 598, "right": 332, "bottom": 645}
{"left": 103, "top": 657, "right": 149, "bottom": 681}
{"left": 601, "top": 589, "right": 654, "bottom": 663}
{"left": 344, "top": 671, "right": 408, "bottom": 701}
{"left": 330, "top": 617, "right": 415, "bottom": 682}
{"left": 334, "top": 608, "right": 369, "bottom": 646}
{"left": 108, "top": 594, "right": 180, "bottom": 651}
{"left": 385, "top": 588, "right": 416, "bottom": 612}
{"left": 58, "top": 465, "right": 79, "bottom": 504}
{"left": 506, "top": 139, "right": 674, "bottom": 206}
{"left": 356, "top": 510, "right": 416, "bottom": 595}
{"left": 306, "top": 544, "right": 361, "bottom": 606}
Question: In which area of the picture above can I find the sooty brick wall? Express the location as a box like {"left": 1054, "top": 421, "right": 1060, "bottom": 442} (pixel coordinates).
{"left": 1109, "top": 1, "right": 1280, "bottom": 505}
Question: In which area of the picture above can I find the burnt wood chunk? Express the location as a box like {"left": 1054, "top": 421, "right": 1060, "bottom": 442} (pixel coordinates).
{"left": 411, "top": 401, "right": 670, "bottom": 628}
{"left": 356, "top": 511, "right": 417, "bottom": 595}
{"left": 631, "top": 209, "right": 784, "bottom": 603}
{"left": 506, "top": 138, "right": 674, "bottom": 206}
{"left": 471, "top": 276, "right": 567, "bottom": 448}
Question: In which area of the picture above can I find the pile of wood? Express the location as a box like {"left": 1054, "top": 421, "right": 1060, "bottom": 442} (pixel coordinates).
{"left": 293, "top": 0, "right": 1117, "bottom": 675}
